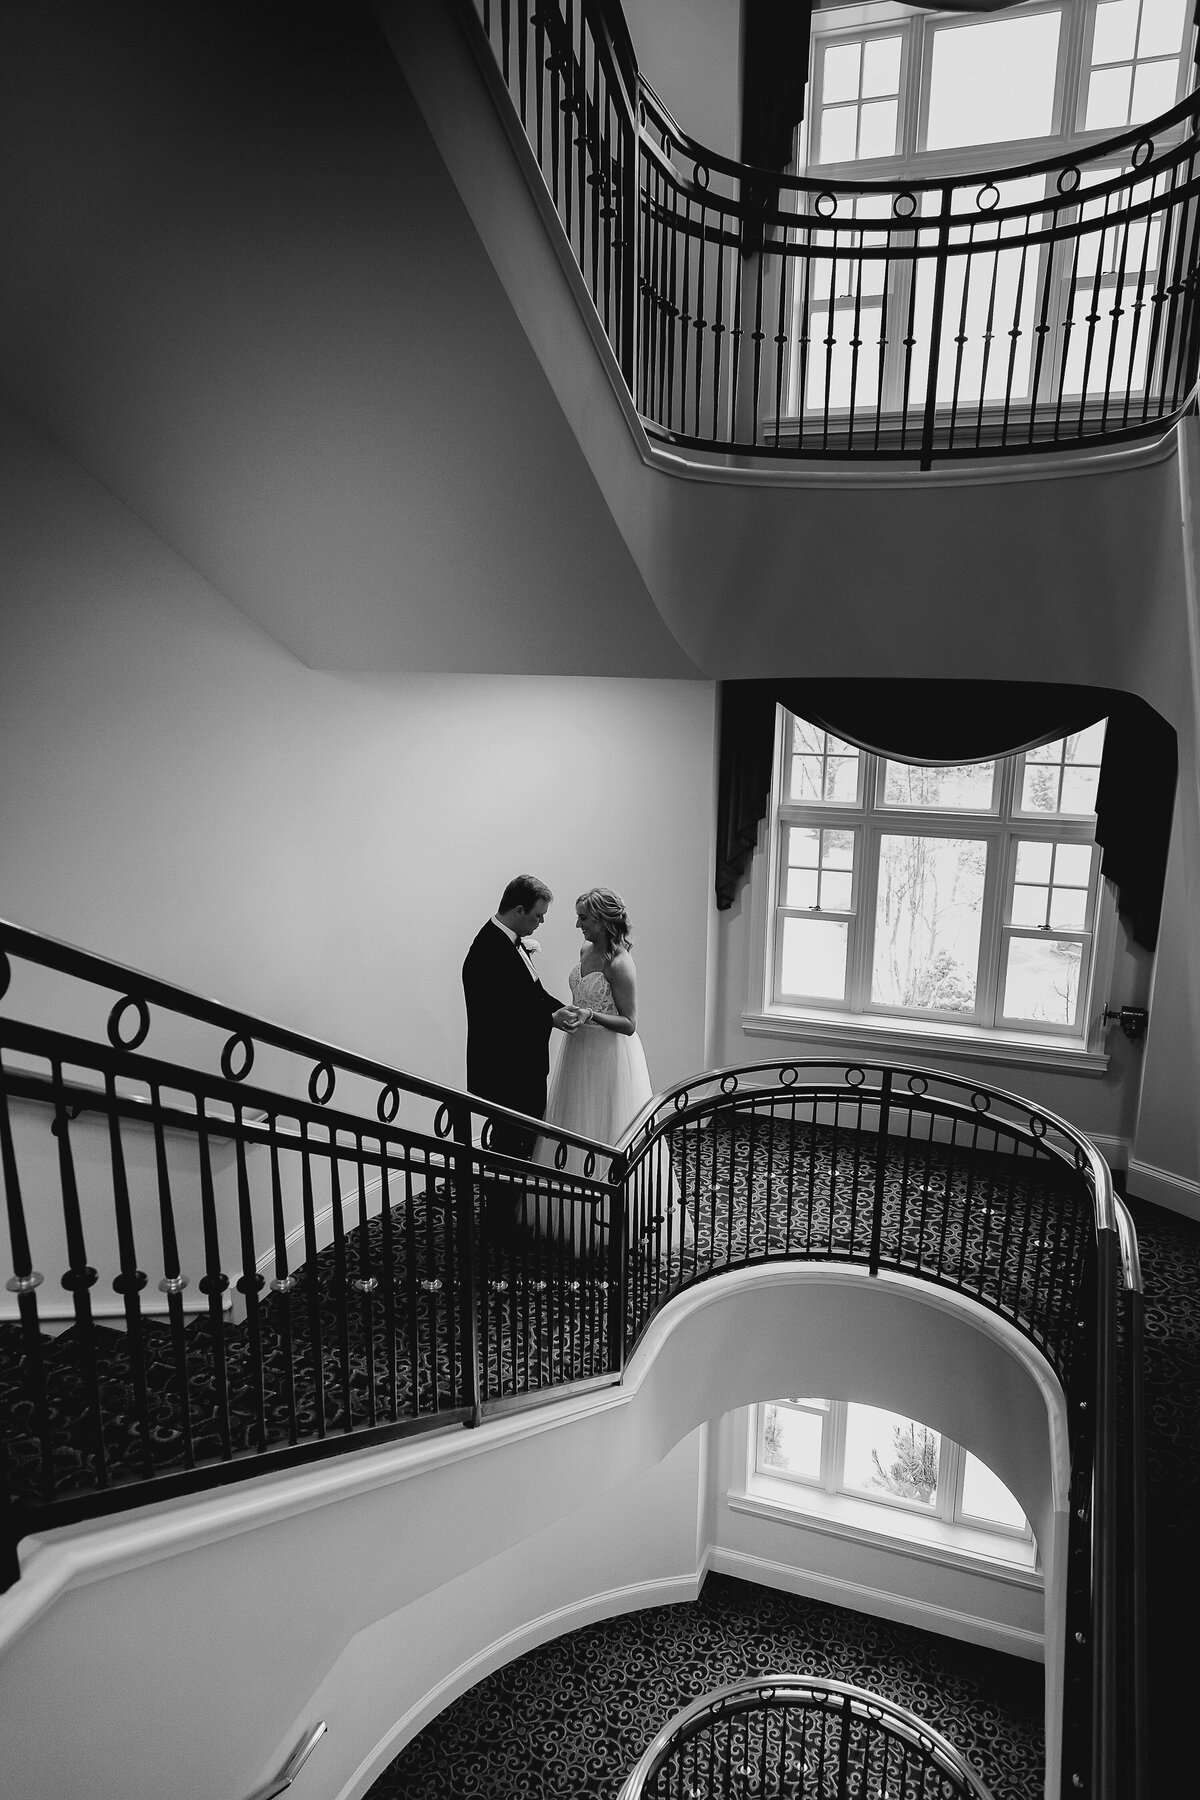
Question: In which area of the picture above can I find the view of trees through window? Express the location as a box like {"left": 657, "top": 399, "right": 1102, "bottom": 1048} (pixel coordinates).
{"left": 757, "top": 1398, "right": 1029, "bottom": 1536}
{"left": 771, "top": 711, "right": 1106, "bottom": 1039}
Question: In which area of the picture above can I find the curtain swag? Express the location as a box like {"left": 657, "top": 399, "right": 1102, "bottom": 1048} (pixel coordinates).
{"left": 715, "top": 680, "right": 1177, "bottom": 952}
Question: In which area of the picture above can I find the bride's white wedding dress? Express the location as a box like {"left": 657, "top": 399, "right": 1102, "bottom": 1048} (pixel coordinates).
{"left": 528, "top": 962, "right": 694, "bottom": 1256}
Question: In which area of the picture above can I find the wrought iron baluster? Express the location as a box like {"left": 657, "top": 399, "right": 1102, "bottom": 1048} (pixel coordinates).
{"left": 195, "top": 1104, "right": 232, "bottom": 1461}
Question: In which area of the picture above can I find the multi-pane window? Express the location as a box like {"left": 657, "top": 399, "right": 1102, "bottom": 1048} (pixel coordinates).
{"left": 1084, "top": 0, "right": 1192, "bottom": 131}
{"left": 756, "top": 1397, "right": 1031, "bottom": 1540}
{"left": 815, "top": 33, "right": 904, "bottom": 164}
{"left": 791, "top": 3, "right": 1195, "bottom": 423}
{"left": 770, "top": 711, "right": 1106, "bottom": 1037}
{"left": 805, "top": 0, "right": 1193, "bottom": 173}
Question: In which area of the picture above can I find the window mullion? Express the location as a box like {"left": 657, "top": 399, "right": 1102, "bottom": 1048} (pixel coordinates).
{"left": 941, "top": 1437, "right": 965, "bottom": 1525}
{"left": 974, "top": 824, "right": 1007, "bottom": 1029}
{"left": 850, "top": 783, "right": 880, "bottom": 1012}
{"left": 825, "top": 1399, "right": 847, "bottom": 1494}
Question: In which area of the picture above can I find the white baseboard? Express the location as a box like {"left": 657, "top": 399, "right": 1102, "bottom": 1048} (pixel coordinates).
{"left": 1126, "top": 1159, "right": 1200, "bottom": 1222}
{"left": 253, "top": 1169, "right": 404, "bottom": 1285}
{"left": 343, "top": 1572, "right": 704, "bottom": 1799}
{"left": 706, "top": 1547, "right": 1044, "bottom": 1663}
{"left": 1083, "top": 1133, "right": 1128, "bottom": 1173}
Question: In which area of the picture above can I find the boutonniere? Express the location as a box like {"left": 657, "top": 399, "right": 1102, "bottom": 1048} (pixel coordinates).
{"left": 520, "top": 936, "right": 542, "bottom": 955}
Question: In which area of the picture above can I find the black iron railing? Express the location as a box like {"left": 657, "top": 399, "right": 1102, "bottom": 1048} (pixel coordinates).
{"left": 466, "top": 0, "right": 1200, "bottom": 468}
{"left": 615, "top": 1677, "right": 995, "bottom": 1800}
{"left": 0, "top": 919, "right": 1142, "bottom": 1797}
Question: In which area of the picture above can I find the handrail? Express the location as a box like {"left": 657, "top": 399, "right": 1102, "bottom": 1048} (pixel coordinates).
{"left": 462, "top": 0, "right": 1200, "bottom": 467}
{"left": 243, "top": 1721, "right": 326, "bottom": 1800}
{"left": 0, "top": 918, "right": 1143, "bottom": 1795}
{"left": 615, "top": 1676, "right": 995, "bottom": 1800}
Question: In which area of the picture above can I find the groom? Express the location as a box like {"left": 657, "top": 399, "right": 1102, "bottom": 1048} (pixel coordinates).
{"left": 462, "top": 875, "right": 578, "bottom": 1170}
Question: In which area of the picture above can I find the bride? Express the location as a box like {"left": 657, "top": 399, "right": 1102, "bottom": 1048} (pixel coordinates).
{"left": 529, "top": 888, "right": 693, "bottom": 1256}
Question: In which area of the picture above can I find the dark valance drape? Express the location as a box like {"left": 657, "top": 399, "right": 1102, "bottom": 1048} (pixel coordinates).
{"left": 740, "top": 0, "right": 814, "bottom": 172}
{"left": 715, "top": 680, "right": 1177, "bottom": 951}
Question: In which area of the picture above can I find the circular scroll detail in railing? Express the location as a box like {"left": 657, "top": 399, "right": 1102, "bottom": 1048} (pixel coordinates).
{"left": 553, "top": 1140, "right": 569, "bottom": 1170}
{"left": 435, "top": 1103, "right": 453, "bottom": 1139}
{"left": 308, "top": 1061, "right": 335, "bottom": 1106}
{"left": 693, "top": 161, "right": 709, "bottom": 191}
{"left": 0, "top": 949, "right": 10, "bottom": 1002}
{"left": 674, "top": 1089, "right": 690, "bottom": 1110}
{"left": 583, "top": 1149, "right": 597, "bottom": 1177}
{"left": 906, "top": 1074, "right": 928, "bottom": 1095}
{"left": 1131, "top": 136, "right": 1155, "bottom": 169}
{"left": 1029, "top": 1113, "right": 1048, "bottom": 1138}
{"left": 976, "top": 182, "right": 1000, "bottom": 213}
{"left": 220, "top": 1032, "right": 254, "bottom": 1083}
{"left": 107, "top": 994, "right": 150, "bottom": 1051}
{"left": 845, "top": 1065, "right": 866, "bottom": 1087}
{"left": 1057, "top": 165, "right": 1081, "bottom": 196}
{"left": 377, "top": 1084, "right": 401, "bottom": 1124}
{"left": 893, "top": 189, "right": 917, "bottom": 219}
{"left": 814, "top": 190, "right": 838, "bottom": 220}
{"left": 971, "top": 1090, "right": 992, "bottom": 1112}
{"left": 720, "top": 1073, "right": 740, "bottom": 1094}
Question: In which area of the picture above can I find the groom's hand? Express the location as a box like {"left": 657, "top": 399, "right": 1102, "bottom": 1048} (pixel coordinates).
{"left": 552, "top": 1006, "right": 581, "bottom": 1031}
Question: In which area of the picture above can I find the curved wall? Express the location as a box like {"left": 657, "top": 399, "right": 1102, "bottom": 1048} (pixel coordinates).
{"left": 0, "top": 1266, "right": 1067, "bottom": 1800}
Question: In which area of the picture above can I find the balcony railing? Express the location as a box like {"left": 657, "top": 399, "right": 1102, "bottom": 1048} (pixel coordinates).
{"left": 465, "top": 0, "right": 1200, "bottom": 468}
{"left": 0, "top": 917, "right": 1143, "bottom": 1798}
{"left": 616, "top": 1678, "right": 995, "bottom": 1800}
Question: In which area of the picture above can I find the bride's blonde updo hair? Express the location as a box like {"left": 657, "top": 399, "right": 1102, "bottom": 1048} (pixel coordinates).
{"left": 578, "top": 887, "right": 632, "bottom": 955}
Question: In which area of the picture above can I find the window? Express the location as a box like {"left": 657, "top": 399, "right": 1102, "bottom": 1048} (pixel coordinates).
{"left": 803, "top": 0, "right": 1193, "bottom": 176}
{"left": 762, "top": 710, "right": 1108, "bottom": 1052}
{"left": 755, "top": 1397, "right": 1032, "bottom": 1545}
{"left": 787, "top": 3, "right": 1195, "bottom": 426}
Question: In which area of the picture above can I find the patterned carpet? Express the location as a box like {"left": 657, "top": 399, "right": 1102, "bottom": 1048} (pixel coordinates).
{"left": 365, "top": 1195, "right": 1198, "bottom": 1800}
{"left": 366, "top": 1575, "right": 1045, "bottom": 1800}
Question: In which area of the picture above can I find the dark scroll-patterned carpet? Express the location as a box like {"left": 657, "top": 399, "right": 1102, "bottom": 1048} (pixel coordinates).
{"left": 365, "top": 1574, "right": 1045, "bottom": 1800}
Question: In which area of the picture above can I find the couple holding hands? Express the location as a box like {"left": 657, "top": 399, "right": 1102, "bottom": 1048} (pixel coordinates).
{"left": 461, "top": 874, "right": 692, "bottom": 1250}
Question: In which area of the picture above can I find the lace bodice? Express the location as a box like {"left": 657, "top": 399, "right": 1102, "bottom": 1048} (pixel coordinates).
{"left": 569, "top": 963, "right": 619, "bottom": 1017}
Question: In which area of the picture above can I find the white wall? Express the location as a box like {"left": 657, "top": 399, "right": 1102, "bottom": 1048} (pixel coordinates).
{"left": 0, "top": 400, "right": 714, "bottom": 1101}
{"left": 622, "top": 0, "right": 743, "bottom": 158}
{"left": 0, "top": 396, "right": 716, "bottom": 1291}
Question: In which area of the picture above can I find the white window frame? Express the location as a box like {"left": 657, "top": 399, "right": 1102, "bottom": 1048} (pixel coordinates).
{"left": 800, "top": 0, "right": 1195, "bottom": 184}
{"left": 744, "top": 707, "right": 1118, "bottom": 1073}
{"left": 735, "top": 1399, "right": 1041, "bottom": 1578}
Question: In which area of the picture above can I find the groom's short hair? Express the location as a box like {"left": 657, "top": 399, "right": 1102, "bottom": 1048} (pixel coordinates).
{"left": 499, "top": 874, "right": 553, "bottom": 914}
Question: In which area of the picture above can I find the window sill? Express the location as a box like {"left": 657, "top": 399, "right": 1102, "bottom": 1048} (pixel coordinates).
{"left": 730, "top": 1478, "right": 1042, "bottom": 1587}
{"left": 742, "top": 1008, "right": 1109, "bottom": 1075}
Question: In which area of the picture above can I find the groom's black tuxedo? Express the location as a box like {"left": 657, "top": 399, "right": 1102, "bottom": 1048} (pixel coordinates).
{"left": 462, "top": 920, "right": 563, "bottom": 1158}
